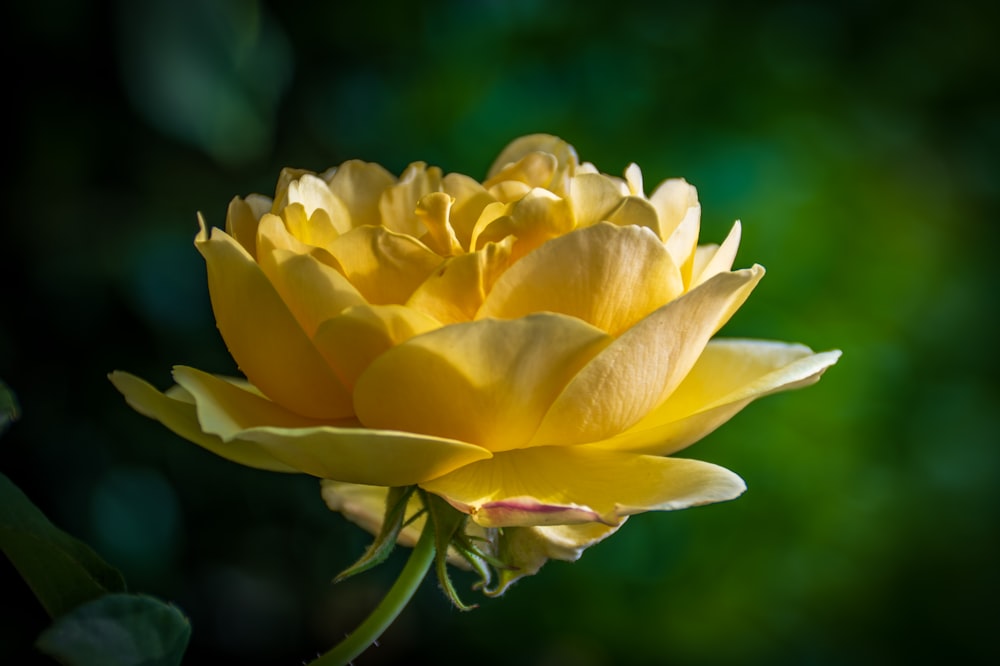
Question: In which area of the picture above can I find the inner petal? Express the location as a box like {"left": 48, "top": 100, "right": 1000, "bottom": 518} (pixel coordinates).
{"left": 353, "top": 314, "right": 610, "bottom": 451}
{"left": 478, "top": 222, "right": 684, "bottom": 336}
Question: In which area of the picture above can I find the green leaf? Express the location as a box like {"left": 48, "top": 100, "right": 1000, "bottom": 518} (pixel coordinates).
{"left": 334, "top": 485, "right": 416, "bottom": 583}
{"left": 0, "top": 472, "right": 127, "bottom": 618}
{"left": 36, "top": 593, "right": 190, "bottom": 666}
{"left": 0, "top": 378, "right": 19, "bottom": 435}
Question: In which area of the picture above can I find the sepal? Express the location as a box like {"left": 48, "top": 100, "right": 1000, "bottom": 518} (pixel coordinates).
{"left": 334, "top": 486, "right": 417, "bottom": 583}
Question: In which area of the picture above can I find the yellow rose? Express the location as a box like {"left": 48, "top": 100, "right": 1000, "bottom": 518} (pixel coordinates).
{"left": 110, "top": 134, "right": 839, "bottom": 593}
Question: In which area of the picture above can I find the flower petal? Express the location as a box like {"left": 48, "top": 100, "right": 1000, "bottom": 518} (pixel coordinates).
{"left": 327, "top": 226, "right": 443, "bottom": 305}
{"left": 568, "top": 172, "right": 629, "bottom": 228}
{"left": 324, "top": 160, "right": 396, "bottom": 229}
{"left": 195, "top": 221, "right": 353, "bottom": 418}
{"left": 255, "top": 216, "right": 366, "bottom": 336}
{"left": 486, "top": 521, "right": 621, "bottom": 595}
{"left": 241, "top": 427, "right": 492, "bottom": 486}
{"left": 441, "top": 173, "right": 497, "bottom": 250}
{"left": 108, "top": 371, "right": 296, "bottom": 472}
{"left": 172, "top": 365, "right": 337, "bottom": 437}
{"left": 224, "top": 195, "right": 267, "bottom": 258}
{"left": 420, "top": 446, "right": 746, "bottom": 527}
{"left": 690, "top": 221, "right": 742, "bottom": 288}
{"left": 311, "top": 304, "right": 441, "bottom": 389}
{"left": 286, "top": 173, "right": 351, "bottom": 236}
{"left": 414, "top": 191, "right": 463, "bottom": 256}
{"left": 649, "top": 178, "right": 701, "bottom": 280}
{"left": 353, "top": 314, "right": 610, "bottom": 452}
{"left": 486, "top": 134, "right": 578, "bottom": 195}
{"left": 379, "top": 162, "right": 443, "bottom": 237}
{"left": 168, "top": 366, "right": 492, "bottom": 485}
{"left": 530, "top": 266, "right": 765, "bottom": 446}
{"left": 478, "top": 222, "right": 684, "bottom": 336}
{"left": 595, "top": 340, "right": 843, "bottom": 455}
{"left": 470, "top": 188, "right": 575, "bottom": 258}
{"left": 406, "top": 237, "right": 514, "bottom": 324}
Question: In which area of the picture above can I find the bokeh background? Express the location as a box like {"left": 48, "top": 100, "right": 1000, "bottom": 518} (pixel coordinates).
{"left": 3, "top": 0, "right": 998, "bottom": 664}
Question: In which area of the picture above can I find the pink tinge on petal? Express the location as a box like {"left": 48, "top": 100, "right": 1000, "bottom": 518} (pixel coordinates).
{"left": 469, "top": 496, "right": 609, "bottom": 527}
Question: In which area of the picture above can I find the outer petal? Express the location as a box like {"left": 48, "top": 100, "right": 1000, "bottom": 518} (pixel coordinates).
{"left": 108, "top": 371, "right": 296, "bottom": 472}
{"left": 195, "top": 220, "right": 353, "bottom": 418}
{"left": 353, "top": 314, "right": 611, "bottom": 452}
{"left": 170, "top": 365, "right": 492, "bottom": 485}
{"left": 478, "top": 222, "right": 684, "bottom": 336}
{"left": 530, "top": 266, "right": 765, "bottom": 446}
{"left": 420, "top": 446, "right": 746, "bottom": 527}
{"left": 327, "top": 226, "right": 443, "bottom": 305}
{"left": 487, "top": 522, "right": 621, "bottom": 595}
{"left": 318, "top": 481, "right": 620, "bottom": 591}
{"left": 595, "top": 340, "right": 843, "bottom": 455}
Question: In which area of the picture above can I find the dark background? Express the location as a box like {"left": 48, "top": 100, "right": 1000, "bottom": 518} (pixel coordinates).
{"left": 3, "top": 0, "right": 998, "bottom": 664}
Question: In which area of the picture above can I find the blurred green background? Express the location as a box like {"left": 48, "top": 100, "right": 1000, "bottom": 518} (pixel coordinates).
{"left": 3, "top": 0, "right": 998, "bottom": 664}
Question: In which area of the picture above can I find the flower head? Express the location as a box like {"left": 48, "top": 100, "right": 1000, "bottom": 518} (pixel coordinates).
{"left": 111, "top": 134, "right": 840, "bottom": 594}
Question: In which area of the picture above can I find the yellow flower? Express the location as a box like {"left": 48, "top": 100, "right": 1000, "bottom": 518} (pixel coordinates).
{"left": 110, "top": 134, "right": 840, "bottom": 592}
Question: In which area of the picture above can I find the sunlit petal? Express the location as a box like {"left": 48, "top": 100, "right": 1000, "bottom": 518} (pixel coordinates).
{"left": 168, "top": 366, "right": 491, "bottom": 485}
{"left": 531, "top": 266, "right": 765, "bottom": 446}
{"left": 256, "top": 216, "right": 365, "bottom": 336}
{"left": 327, "top": 226, "right": 443, "bottom": 305}
{"left": 108, "top": 371, "right": 296, "bottom": 472}
{"left": 354, "top": 314, "right": 610, "bottom": 451}
{"left": 379, "top": 162, "right": 443, "bottom": 237}
{"left": 407, "top": 237, "right": 514, "bottom": 324}
{"left": 479, "top": 222, "right": 684, "bottom": 335}
{"left": 312, "top": 304, "right": 441, "bottom": 389}
{"left": 486, "top": 133, "right": 579, "bottom": 195}
{"left": 691, "top": 221, "right": 742, "bottom": 288}
{"left": 325, "top": 159, "right": 396, "bottom": 229}
{"left": 595, "top": 340, "right": 843, "bottom": 455}
{"left": 421, "top": 446, "right": 746, "bottom": 527}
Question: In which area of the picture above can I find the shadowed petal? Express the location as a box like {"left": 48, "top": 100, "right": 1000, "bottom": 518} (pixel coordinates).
{"left": 486, "top": 522, "right": 621, "bottom": 595}
{"left": 195, "top": 220, "right": 353, "bottom": 418}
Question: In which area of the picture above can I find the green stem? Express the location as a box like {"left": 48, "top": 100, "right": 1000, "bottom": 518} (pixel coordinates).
{"left": 311, "top": 520, "right": 436, "bottom": 666}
